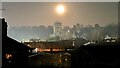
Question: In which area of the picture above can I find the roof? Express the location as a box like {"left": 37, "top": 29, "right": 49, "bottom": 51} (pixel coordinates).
{"left": 3, "top": 36, "right": 32, "bottom": 51}
{"left": 72, "top": 44, "right": 120, "bottom": 67}
{"left": 24, "top": 40, "right": 73, "bottom": 49}
{"left": 1, "top": 18, "right": 33, "bottom": 51}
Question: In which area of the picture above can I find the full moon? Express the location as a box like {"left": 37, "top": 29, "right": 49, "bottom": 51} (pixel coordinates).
{"left": 56, "top": 5, "right": 65, "bottom": 14}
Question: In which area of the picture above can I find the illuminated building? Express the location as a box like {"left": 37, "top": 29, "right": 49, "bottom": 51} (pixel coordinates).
{"left": 53, "top": 21, "right": 62, "bottom": 37}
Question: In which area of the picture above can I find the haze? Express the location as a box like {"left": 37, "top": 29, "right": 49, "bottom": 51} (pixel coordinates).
{"left": 2, "top": 2, "right": 118, "bottom": 27}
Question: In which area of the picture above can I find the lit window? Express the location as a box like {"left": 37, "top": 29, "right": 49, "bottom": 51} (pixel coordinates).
{"left": 112, "top": 40, "right": 116, "bottom": 42}
{"left": 5, "top": 53, "right": 12, "bottom": 59}
{"left": 106, "top": 40, "right": 110, "bottom": 42}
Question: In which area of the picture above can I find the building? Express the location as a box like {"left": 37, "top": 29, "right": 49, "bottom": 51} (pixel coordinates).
{"left": 1, "top": 18, "right": 33, "bottom": 68}
{"left": 59, "top": 26, "right": 73, "bottom": 40}
{"left": 71, "top": 42, "right": 120, "bottom": 67}
{"left": 91, "top": 24, "right": 103, "bottom": 41}
{"left": 24, "top": 40, "right": 73, "bottom": 52}
{"left": 53, "top": 21, "right": 62, "bottom": 36}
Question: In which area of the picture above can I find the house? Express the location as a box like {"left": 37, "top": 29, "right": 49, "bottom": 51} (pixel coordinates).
{"left": 1, "top": 18, "right": 32, "bottom": 68}
{"left": 71, "top": 43, "right": 120, "bottom": 68}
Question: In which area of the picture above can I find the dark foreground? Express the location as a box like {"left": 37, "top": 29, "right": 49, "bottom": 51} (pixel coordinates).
{"left": 28, "top": 52, "right": 71, "bottom": 68}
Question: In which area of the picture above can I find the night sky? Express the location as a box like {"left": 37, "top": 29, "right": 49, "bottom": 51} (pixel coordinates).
{"left": 2, "top": 2, "right": 118, "bottom": 27}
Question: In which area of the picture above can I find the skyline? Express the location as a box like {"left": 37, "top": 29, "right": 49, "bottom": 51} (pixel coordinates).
{"left": 2, "top": 2, "right": 118, "bottom": 27}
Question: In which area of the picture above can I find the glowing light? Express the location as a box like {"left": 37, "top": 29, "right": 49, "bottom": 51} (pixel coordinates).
{"left": 68, "top": 30, "right": 70, "bottom": 32}
{"left": 35, "top": 48, "right": 38, "bottom": 52}
{"left": 56, "top": 5, "right": 65, "bottom": 14}
{"left": 44, "top": 49, "right": 51, "bottom": 51}
{"left": 6, "top": 54, "right": 12, "bottom": 59}
{"left": 65, "top": 58, "right": 67, "bottom": 61}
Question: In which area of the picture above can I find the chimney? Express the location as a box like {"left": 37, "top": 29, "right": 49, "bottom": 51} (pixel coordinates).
{"left": 2, "top": 18, "right": 8, "bottom": 37}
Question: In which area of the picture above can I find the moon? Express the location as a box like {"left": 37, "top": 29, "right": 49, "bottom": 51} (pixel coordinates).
{"left": 56, "top": 5, "right": 65, "bottom": 14}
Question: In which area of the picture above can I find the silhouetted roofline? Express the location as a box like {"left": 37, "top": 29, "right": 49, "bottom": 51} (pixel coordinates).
{"left": 6, "top": 36, "right": 32, "bottom": 50}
